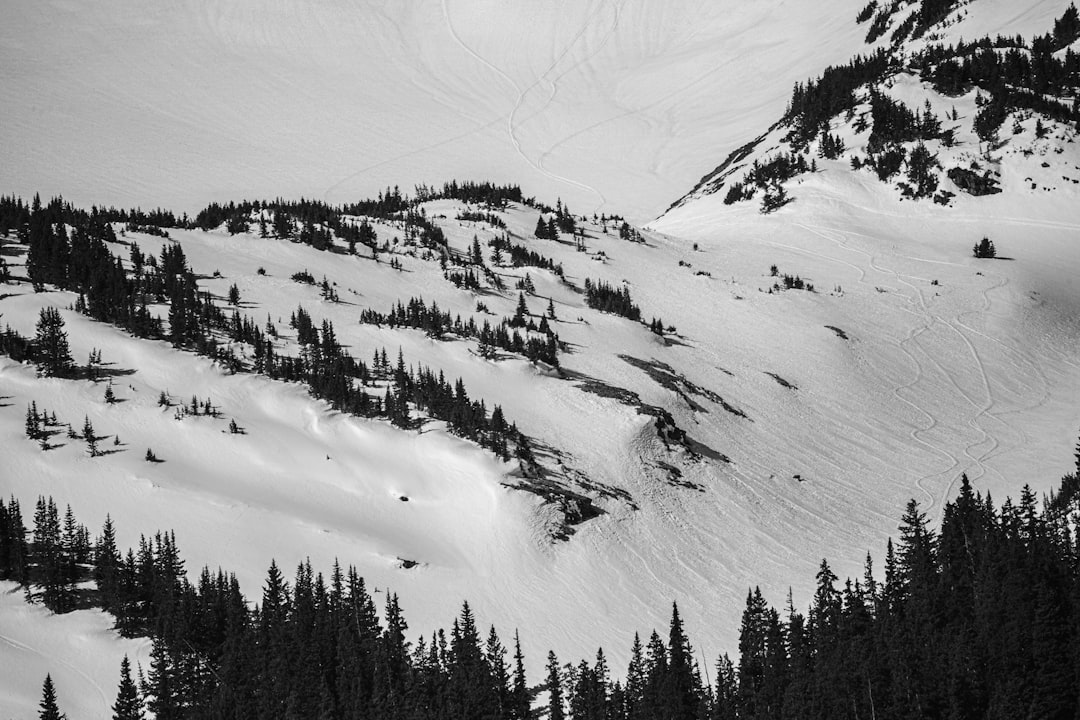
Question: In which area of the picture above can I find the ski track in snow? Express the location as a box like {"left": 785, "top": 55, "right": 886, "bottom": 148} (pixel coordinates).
{"left": 440, "top": 0, "right": 612, "bottom": 212}
{"left": 787, "top": 223, "right": 951, "bottom": 508}
{"left": 4, "top": 2, "right": 1080, "bottom": 709}
{"left": 794, "top": 219, "right": 1061, "bottom": 519}
{"left": 0, "top": 628, "right": 111, "bottom": 714}
{"left": 833, "top": 228, "right": 1031, "bottom": 492}
{"left": 789, "top": 221, "right": 1020, "bottom": 516}
{"left": 530, "top": 0, "right": 626, "bottom": 216}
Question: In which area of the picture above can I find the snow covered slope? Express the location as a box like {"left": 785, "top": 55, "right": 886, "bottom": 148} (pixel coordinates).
{"left": 3, "top": 183, "right": 1078, "bottom": 719}
{"left": 0, "top": 583, "right": 149, "bottom": 720}
{"left": 0, "top": 0, "right": 869, "bottom": 222}
{"left": 2, "top": 0, "right": 1080, "bottom": 715}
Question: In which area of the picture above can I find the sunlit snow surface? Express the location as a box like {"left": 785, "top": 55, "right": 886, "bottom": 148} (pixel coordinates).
{"left": 0, "top": 0, "right": 876, "bottom": 222}
{"left": 2, "top": 0, "right": 1079, "bottom": 717}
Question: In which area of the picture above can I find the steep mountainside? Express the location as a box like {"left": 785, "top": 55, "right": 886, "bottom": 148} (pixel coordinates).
{"left": 2, "top": 0, "right": 1080, "bottom": 717}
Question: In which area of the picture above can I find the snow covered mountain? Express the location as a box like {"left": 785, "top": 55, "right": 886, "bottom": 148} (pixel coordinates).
{"left": 2, "top": 0, "right": 1079, "bottom": 717}
{"left": 0, "top": 0, "right": 870, "bottom": 223}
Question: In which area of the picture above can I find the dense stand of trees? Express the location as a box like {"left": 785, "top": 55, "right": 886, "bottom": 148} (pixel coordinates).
{"left": 488, "top": 234, "right": 564, "bottom": 276}
{"left": 358, "top": 296, "right": 560, "bottom": 367}
{"left": 814, "top": 4, "right": 1080, "bottom": 148}
{"left": 0, "top": 194, "right": 532, "bottom": 464}
{"left": 7, "top": 443, "right": 1080, "bottom": 719}
{"left": 583, "top": 279, "right": 642, "bottom": 322}
{"left": 726, "top": 4, "right": 1079, "bottom": 208}
{"left": 415, "top": 180, "right": 527, "bottom": 208}
{"left": 723, "top": 153, "right": 811, "bottom": 205}
{"left": 785, "top": 50, "right": 894, "bottom": 149}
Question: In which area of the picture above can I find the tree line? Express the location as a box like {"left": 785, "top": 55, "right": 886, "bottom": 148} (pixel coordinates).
{"left": 6, "top": 434, "right": 1080, "bottom": 719}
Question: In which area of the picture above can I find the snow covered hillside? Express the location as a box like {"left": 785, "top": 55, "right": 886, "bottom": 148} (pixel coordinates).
{"left": 1, "top": 0, "right": 1079, "bottom": 717}
{"left": 2, "top": 181, "right": 1078, "bottom": 717}
{"left": 0, "top": 583, "right": 149, "bottom": 720}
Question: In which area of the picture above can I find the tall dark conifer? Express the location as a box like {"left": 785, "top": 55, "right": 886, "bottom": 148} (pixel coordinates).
{"left": 112, "top": 655, "right": 144, "bottom": 720}
{"left": 38, "top": 674, "right": 64, "bottom": 720}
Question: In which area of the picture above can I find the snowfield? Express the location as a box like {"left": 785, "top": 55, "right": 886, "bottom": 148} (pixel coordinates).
{"left": 0, "top": 582, "right": 149, "bottom": 720}
{"left": 0, "top": 0, "right": 871, "bottom": 223}
{"left": 2, "top": 0, "right": 1079, "bottom": 716}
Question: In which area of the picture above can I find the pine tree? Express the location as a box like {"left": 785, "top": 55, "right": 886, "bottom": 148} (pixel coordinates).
{"left": 84, "top": 415, "right": 98, "bottom": 457}
{"left": 511, "top": 293, "right": 528, "bottom": 327}
{"left": 737, "top": 587, "right": 768, "bottom": 718}
{"left": 146, "top": 638, "right": 179, "bottom": 720}
{"left": 34, "top": 307, "right": 72, "bottom": 377}
{"left": 104, "top": 382, "right": 116, "bottom": 404}
{"left": 471, "top": 235, "right": 484, "bottom": 265}
{"left": 547, "top": 650, "right": 565, "bottom": 720}
{"left": 511, "top": 631, "right": 531, "bottom": 719}
{"left": 25, "top": 402, "right": 41, "bottom": 440}
{"left": 973, "top": 237, "right": 996, "bottom": 258}
{"left": 95, "top": 515, "right": 121, "bottom": 612}
{"left": 112, "top": 655, "right": 144, "bottom": 720}
{"left": 39, "top": 674, "right": 65, "bottom": 720}
{"left": 665, "top": 602, "right": 700, "bottom": 720}
{"left": 712, "top": 654, "right": 738, "bottom": 720}
{"left": 906, "top": 142, "right": 939, "bottom": 198}
{"left": 624, "top": 633, "right": 646, "bottom": 719}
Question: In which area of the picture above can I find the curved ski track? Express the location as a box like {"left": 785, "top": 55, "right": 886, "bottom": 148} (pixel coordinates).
{"left": 786, "top": 222, "right": 1045, "bottom": 517}
{"left": 440, "top": 0, "right": 617, "bottom": 212}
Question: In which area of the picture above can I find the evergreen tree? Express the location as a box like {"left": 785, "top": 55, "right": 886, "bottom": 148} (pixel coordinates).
{"left": 547, "top": 650, "right": 565, "bottom": 720}
{"left": 974, "top": 97, "right": 1007, "bottom": 144}
{"left": 905, "top": 142, "right": 939, "bottom": 198}
{"left": 25, "top": 402, "right": 41, "bottom": 440}
{"left": 112, "top": 655, "right": 144, "bottom": 720}
{"left": 39, "top": 674, "right": 65, "bottom": 720}
{"left": 34, "top": 307, "right": 72, "bottom": 377}
{"left": 511, "top": 293, "right": 529, "bottom": 327}
{"left": 511, "top": 631, "right": 531, "bottom": 719}
{"left": 624, "top": 633, "right": 646, "bottom": 720}
{"left": 146, "top": 637, "right": 179, "bottom": 720}
{"left": 973, "top": 237, "right": 996, "bottom": 258}
{"left": 84, "top": 415, "right": 98, "bottom": 457}
{"left": 737, "top": 588, "right": 768, "bottom": 718}
{"left": 665, "top": 603, "right": 700, "bottom": 720}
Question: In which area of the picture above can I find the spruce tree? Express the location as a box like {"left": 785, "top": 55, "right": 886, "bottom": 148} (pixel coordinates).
{"left": 665, "top": 603, "right": 699, "bottom": 719}
{"left": 906, "top": 142, "right": 938, "bottom": 198}
{"left": 512, "top": 293, "right": 528, "bottom": 327}
{"left": 25, "top": 402, "right": 41, "bottom": 440}
{"left": 95, "top": 515, "right": 121, "bottom": 612}
{"left": 39, "top": 674, "right": 64, "bottom": 720}
{"left": 83, "top": 415, "right": 97, "bottom": 457}
{"left": 146, "top": 637, "right": 178, "bottom": 720}
{"left": 547, "top": 650, "right": 565, "bottom": 720}
{"left": 34, "top": 307, "right": 72, "bottom": 377}
{"left": 511, "top": 631, "right": 531, "bottom": 719}
{"left": 112, "top": 655, "right": 144, "bottom": 720}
